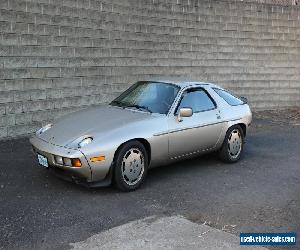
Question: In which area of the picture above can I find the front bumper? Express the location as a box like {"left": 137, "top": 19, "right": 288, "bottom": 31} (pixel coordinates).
{"left": 30, "top": 136, "right": 93, "bottom": 183}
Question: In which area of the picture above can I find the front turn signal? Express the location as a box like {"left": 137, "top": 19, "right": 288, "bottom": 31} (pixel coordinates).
{"left": 71, "top": 158, "right": 82, "bottom": 167}
{"left": 90, "top": 155, "right": 106, "bottom": 162}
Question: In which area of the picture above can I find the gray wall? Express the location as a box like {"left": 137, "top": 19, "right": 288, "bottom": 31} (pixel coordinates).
{"left": 0, "top": 0, "right": 300, "bottom": 139}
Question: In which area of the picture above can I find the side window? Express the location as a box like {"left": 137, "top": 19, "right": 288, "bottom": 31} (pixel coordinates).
{"left": 176, "top": 88, "right": 216, "bottom": 113}
{"left": 213, "top": 88, "right": 244, "bottom": 106}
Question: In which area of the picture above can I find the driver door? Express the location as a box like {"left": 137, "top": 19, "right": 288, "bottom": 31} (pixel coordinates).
{"left": 168, "top": 87, "right": 225, "bottom": 159}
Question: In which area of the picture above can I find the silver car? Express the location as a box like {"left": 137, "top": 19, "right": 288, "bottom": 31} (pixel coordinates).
{"left": 30, "top": 80, "right": 252, "bottom": 191}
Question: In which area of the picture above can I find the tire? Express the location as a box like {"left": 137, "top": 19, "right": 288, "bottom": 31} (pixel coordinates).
{"left": 113, "top": 140, "right": 148, "bottom": 191}
{"left": 218, "top": 125, "right": 244, "bottom": 163}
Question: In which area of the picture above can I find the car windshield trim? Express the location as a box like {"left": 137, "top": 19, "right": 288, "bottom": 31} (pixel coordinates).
{"left": 110, "top": 100, "right": 125, "bottom": 107}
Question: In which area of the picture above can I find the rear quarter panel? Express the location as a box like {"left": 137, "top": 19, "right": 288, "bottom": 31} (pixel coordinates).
{"left": 206, "top": 86, "right": 252, "bottom": 149}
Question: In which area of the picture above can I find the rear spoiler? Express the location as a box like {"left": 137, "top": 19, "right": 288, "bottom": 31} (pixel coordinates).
{"left": 240, "top": 96, "right": 248, "bottom": 104}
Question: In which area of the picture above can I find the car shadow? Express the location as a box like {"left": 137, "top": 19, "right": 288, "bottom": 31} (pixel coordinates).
{"left": 144, "top": 153, "right": 222, "bottom": 185}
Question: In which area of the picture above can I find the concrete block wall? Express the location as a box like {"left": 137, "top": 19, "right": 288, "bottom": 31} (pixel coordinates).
{"left": 0, "top": 0, "right": 300, "bottom": 138}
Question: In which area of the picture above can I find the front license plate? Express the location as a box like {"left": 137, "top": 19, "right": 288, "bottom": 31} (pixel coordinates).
{"left": 37, "top": 154, "right": 48, "bottom": 168}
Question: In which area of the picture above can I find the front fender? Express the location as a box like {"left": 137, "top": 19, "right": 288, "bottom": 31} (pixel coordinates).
{"left": 81, "top": 115, "right": 169, "bottom": 182}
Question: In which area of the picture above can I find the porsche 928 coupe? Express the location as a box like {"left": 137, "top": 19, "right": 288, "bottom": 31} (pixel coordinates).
{"left": 30, "top": 80, "right": 252, "bottom": 191}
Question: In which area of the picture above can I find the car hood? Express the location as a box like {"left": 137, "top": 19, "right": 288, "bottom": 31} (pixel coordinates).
{"left": 39, "top": 105, "right": 151, "bottom": 147}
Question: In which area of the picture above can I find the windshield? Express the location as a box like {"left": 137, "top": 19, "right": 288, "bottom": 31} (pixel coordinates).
{"left": 110, "top": 81, "right": 180, "bottom": 114}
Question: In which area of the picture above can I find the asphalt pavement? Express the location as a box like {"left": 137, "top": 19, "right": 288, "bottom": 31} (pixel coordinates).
{"left": 0, "top": 111, "right": 299, "bottom": 250}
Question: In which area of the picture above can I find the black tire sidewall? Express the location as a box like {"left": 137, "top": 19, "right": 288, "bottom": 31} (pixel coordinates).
{"left": 113, "top": 141, "right": 148, "bottom": 191}
{"left": 219, "top": 125, "right": 244, "bottom": 163}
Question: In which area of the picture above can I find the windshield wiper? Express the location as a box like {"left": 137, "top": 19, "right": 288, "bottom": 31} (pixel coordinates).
{"left": 126, "top": 104, "right": 152, "bottom": 113}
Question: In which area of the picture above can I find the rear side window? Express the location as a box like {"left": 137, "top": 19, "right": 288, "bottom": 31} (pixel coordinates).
{"left": 213, "top": 88, "right": 244, "bottom": 106}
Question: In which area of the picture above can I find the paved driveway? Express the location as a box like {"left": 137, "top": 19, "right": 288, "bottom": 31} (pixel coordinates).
{"left": 0, "top": 111, "right": 299, "bottom": 249}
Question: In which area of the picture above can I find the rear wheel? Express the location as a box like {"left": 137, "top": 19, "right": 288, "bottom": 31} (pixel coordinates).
{"left": 218, "top": 125, "right": 244, "bottom": 163}
{"left": 114, "top": 141, "right": 148, "bottom": 191}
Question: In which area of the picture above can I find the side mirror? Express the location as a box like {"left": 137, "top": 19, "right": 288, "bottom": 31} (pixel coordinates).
{"left": 240, "top": 96, "right": 248, "bottom": 104}
{"left": 178, "top": 107, "right": 193, "bottom": 122}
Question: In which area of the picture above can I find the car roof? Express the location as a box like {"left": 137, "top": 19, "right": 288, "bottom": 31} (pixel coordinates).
{"left": 143, "top": 79, "right": 221, "bottom": 89}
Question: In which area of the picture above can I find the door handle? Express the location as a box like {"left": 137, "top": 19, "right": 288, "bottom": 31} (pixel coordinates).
{"left": 216, "top": 110, "right": 221, "bottom": 119}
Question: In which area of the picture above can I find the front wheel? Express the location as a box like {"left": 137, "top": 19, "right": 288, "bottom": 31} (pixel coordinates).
{"left": 218, "top": 125, "right": 244, "bottom": 163}
{"left": 113, "top": 141, "right": 148, "bottom": 191}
